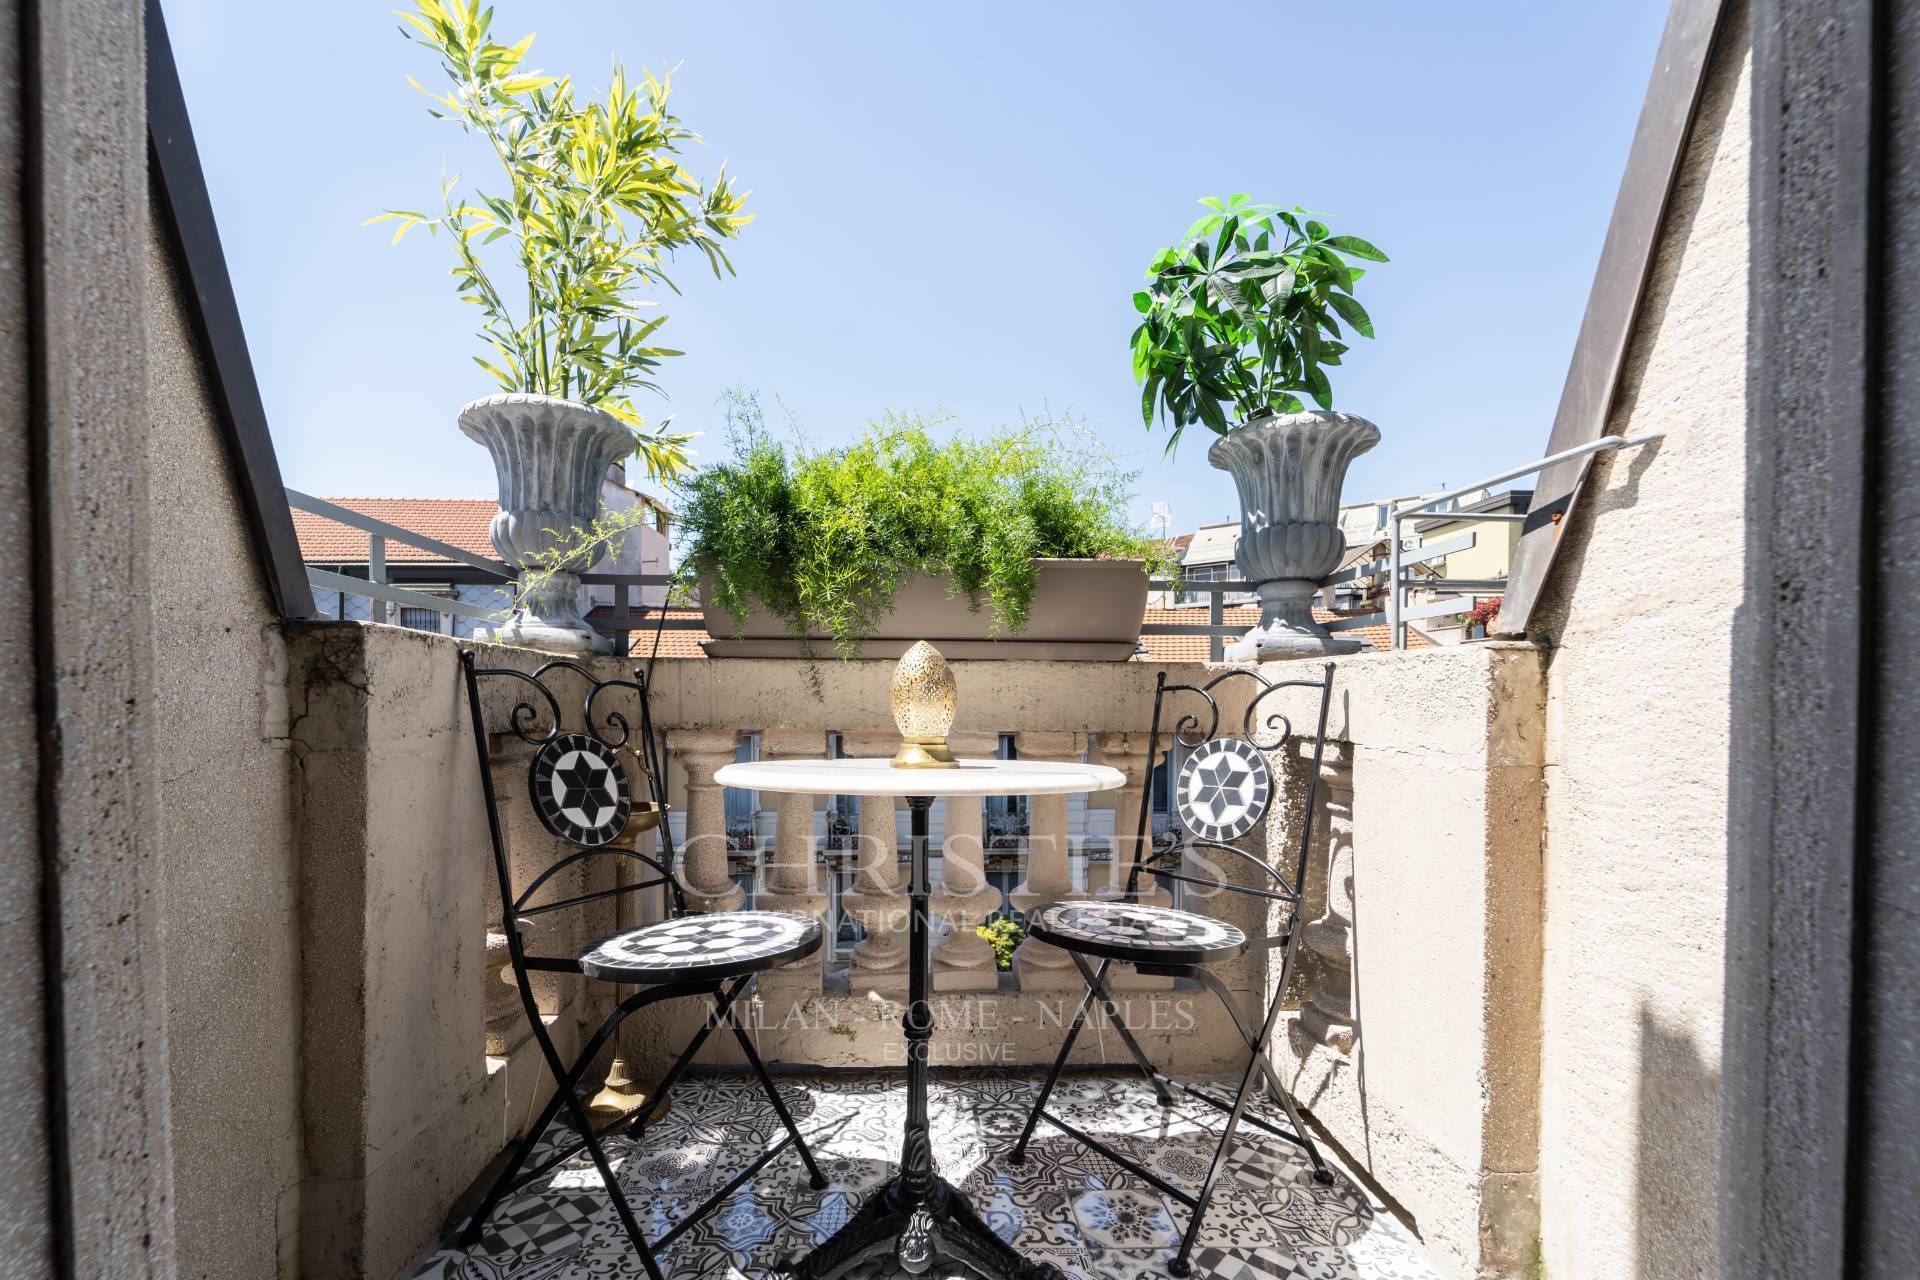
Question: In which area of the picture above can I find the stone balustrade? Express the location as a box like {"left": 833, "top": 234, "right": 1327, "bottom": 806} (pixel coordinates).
{"left": 632, "top": 672, "right": 1234, "bottom": 1006}
{"left": 614, "top": 657, "right": 1287, "bottom": 1081}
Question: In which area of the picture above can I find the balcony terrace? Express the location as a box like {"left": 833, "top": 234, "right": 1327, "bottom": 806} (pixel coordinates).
{"left": 8, "top": 3, "right": 1916, "bottom": 1280}
{"left": 288, "top": 622, "right": 1537, "bottom": 1280}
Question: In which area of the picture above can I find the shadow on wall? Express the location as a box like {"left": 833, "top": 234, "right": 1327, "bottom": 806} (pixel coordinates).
{"left": 1277, "top": 718, "right": 1376, "bottom": 1203}
{"left": 1634, "top": 1004, "right": 1720, "bottom": 1279}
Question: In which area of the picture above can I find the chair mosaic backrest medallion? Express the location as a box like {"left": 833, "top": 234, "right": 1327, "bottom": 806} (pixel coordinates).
{"left": 1125, "top": 662, "right": 1336, "bottom": 917}
{"left": 459, "top": 653, "right": 683, "bottom": 925}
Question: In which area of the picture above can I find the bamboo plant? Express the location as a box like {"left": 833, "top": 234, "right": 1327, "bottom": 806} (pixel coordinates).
{"left": 372, "top": 0, "right": 752, "bottom": 480}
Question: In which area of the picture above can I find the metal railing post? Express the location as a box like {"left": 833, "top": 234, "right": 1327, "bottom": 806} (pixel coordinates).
{"left": 1209, "top": 590, "right": 1225, "bottom": 662}
{"left": 368, "top": 533, "right": 388, "bottom": 625}
{"left": 612, "top": 579, "right": 632, "bottom": 657}
{"left": 1387, "top": 512, "right": 1403, "bottom": 651}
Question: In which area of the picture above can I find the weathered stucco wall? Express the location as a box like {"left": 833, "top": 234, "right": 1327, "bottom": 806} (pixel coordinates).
{"left": 1527, "top": 9, "right": 1752, "bottom": 1278}
{"left": 145, "top": 198, "right": 306, "bottom": 1278}
{"left": 289, "top": 622, "right": 494, "bottom": 1280}
{"left": 1230, "top": 644, "right": 1546, "bottom": 1280}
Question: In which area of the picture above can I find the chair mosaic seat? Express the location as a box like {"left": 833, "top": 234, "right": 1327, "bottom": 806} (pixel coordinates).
{"left": 580, "top": 911, "right": 822, "bottom": 983}
{"left": 1027, "top": 900, "right": 1248, "bottom": 967}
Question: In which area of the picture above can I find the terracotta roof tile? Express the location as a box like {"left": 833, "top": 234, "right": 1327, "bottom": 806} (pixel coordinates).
{"left": 595, "top": 608, "right": 710, "bottom": 659}
{"left": 1137, "top": 605, "right": 1429, "bottom": 660}
{"left": 293, "top": 498, "right": 499, "bottom": 565}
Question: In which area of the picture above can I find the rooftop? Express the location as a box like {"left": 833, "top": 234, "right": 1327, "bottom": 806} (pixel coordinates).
{"left": 293, "top": 497, "right": 498, "bottom": 565}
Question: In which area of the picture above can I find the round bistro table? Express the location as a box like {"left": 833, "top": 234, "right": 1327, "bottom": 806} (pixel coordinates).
{"left": 712, "top": 756, "right": 1126, "bottom": 1280}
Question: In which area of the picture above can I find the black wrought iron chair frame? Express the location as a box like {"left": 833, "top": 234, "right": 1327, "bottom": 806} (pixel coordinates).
{"left": 457, "top": 651, "right": 826, "bottom": 1280}
{"left": 1008, "top": 662, "right": 1337, "bottom": 1277}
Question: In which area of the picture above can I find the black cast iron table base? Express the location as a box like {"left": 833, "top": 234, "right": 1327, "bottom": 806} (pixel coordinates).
{"left": 772, "top": 795, "right": 1060, "bottom": 1280}
{"left": 774, "top": 1173, "right": 1059, "bottom": 1280}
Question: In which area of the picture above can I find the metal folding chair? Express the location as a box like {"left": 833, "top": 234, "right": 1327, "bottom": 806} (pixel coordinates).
{"left": 1007, "top": 662, "right": 1338, "bottom": 1277}
{"left": 457, "top": 652, "right": 827, "bottom": 1280}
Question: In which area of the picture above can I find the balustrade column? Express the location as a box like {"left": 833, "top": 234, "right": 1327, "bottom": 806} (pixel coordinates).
{"left": 484, "top": 930, "right": 519, "bottom": 1057}
{"left": 933, "top": 731, "right": 1003, "bottom": 992}
{"left": 489, "top": 739, "right": 577, "bottom": 1019}
{"left": 666, "top": 729, "right": 744, "bottom": 913}
{"left": 837, "top": 731, "right": 907, "bottom": 993}
{"left": 756, "top": 729, "right": 830, "bottom": 991}
{"left": 1094, "top": 731, "right": 1171, "bottom": 907}
{"left": 1096, "top": 731, "right": 1173, "bottom": 992}
{"left": 1296, "top": 742, "right": 1356, "bottom": 1052}
{"left": 1011, "top": 730, "right": 1082, "bottom": 990}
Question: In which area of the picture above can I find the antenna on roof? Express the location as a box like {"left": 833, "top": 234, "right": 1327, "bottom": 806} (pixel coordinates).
{"left": 1149, "top": 501, "right": 1171, "bottom": 541}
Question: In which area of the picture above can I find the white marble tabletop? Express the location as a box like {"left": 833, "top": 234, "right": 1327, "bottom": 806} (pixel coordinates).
{"left": 714, "top": 756, "right": 1125, "bottom": 798}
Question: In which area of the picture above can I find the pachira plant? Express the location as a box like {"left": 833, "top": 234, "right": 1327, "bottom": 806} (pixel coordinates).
{"left": 371, "top": 0, "right": 752, "bottom": 481}
{"left": 1131, "top": 194, "right": 1388, "bottom": 453}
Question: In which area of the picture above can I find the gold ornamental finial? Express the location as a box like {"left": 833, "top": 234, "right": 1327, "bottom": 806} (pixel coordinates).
{"left": 891, "top": 641, "right": 958, "bottom": 768}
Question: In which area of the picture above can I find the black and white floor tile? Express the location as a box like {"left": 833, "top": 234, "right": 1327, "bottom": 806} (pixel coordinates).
{"left": 410, "top": 1072, "right": 1445, "bottom": 1280}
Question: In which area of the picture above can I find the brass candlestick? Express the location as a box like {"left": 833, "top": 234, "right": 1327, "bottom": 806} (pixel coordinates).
{"left": 891, "top": 641, "right": 958, "bottom": 768}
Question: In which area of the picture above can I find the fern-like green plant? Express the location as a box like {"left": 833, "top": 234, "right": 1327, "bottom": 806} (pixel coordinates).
{"left": 372, "top": 0, "right": 751, "bottom": 481}
{"left": 676, "top": 392, "right": 1175, "bottom": 659}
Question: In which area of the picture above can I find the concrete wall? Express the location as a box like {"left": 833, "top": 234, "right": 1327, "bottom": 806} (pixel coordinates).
{"left": 1527, "top": 7, "right": 1753, "bottom": 1278}
{"left": 1233, "top": 644, "right": 1547, "bottom": 1280}
{"left": 21, "top": 2, "right": 181, "bottom": 1274}
{"left": 1854, "top": 3, "right": 1920, "bottom": 1271}
{"left": 288, "top": 622, "right": 494, "bottom": 1280}
{"left": 0, "top": 0, "right": 54, "bottom": 1272}
{"left": 146, "top": 191, "right": 308, "bottom": 1280}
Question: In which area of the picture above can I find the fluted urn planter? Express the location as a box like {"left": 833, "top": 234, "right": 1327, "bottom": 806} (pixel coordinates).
{"left": 459, "top": 392, "right": 634, "bottom": 655}
{"left": 1208, "top": 410, "right": 1381, "bottom": 661}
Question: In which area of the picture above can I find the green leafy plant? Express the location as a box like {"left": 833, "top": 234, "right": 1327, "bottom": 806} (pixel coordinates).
{"left": 976, "top": 914, "right": 1026, "bottom": 971}
{"left": 677, "top": 392, "right": 1175, "bottom": 659}
{"left": 372, "top": 0, "right": 751, "bottom": 481}
{"left": 1132, "top": 194, "right": 1388, "bottom": 454}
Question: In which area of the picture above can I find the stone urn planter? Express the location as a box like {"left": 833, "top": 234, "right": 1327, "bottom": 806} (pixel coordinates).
{"left": 698, "top": 558, "right": 1149, "bottom": 660}
{"left": 1207, "top": 410, "right": 1381, "bottom": 661}
{"left": 459, "top": 392, "right": 634, "bottom": 655}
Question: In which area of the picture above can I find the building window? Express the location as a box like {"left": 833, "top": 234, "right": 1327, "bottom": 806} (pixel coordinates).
{"left": 397, "top": 605, "right": 446, "bottom": 633}
{"left": 984, "top": 733, "right": 1027, "bottom": 847}
{"left": 1333, "top": 582, "right": 1369, "bottom": 612}
{"left": 724, "top": 734, "right": 759, "bottom": 850}
{"left": 393, "top": 582, "right": 455, "bottom": 634}
{"left": 1176, "top": 562, "right": 1229, "bottom": 605}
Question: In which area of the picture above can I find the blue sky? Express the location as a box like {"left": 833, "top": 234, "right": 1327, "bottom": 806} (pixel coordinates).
{"left": 167, "top": 1, "right": 1671, "bottom": 533}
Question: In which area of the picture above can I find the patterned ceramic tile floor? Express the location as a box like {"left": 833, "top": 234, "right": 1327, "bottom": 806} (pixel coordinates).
{"left": 412, "top": 1070, "right": 1445, "bottom": 1280}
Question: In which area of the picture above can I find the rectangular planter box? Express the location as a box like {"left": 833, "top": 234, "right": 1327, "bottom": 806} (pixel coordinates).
{"left": 699, "top": 558, "right": 1147, "bottom": 660}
